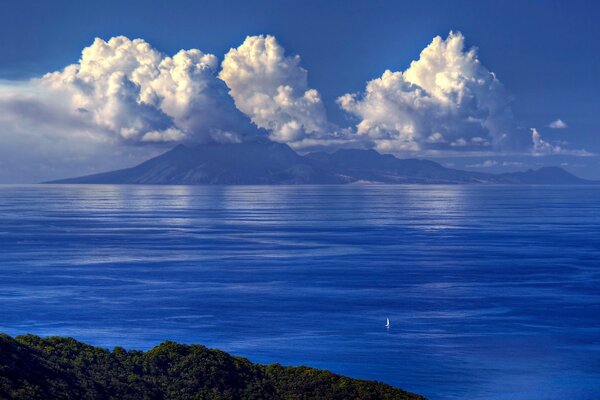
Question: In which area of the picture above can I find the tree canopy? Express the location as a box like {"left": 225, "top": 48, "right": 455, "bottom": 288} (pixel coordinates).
{"left": 0, "top": 334, "right": 424, "bottom": 400}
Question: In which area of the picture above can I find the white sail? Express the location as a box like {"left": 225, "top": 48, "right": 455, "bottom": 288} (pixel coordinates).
{"left": 385, "top": 318, "right": 390, "bottom": 327}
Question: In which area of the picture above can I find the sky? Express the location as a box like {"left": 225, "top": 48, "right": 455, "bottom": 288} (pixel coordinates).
{"left": 0, "top": 0, "right": 599, "bottom": 182}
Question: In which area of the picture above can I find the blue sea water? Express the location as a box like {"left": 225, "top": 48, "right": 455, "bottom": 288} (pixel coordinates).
{"left": 0, "top": 184, "right": 599, "bottom": 399}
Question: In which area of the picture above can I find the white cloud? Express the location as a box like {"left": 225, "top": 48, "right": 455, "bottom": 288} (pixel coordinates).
{"left": 0, "top": 36, "right": 257, "bottom": 182}
{"left": 532, "top": 127, "right": 562, "bottom": 155}
{"left": 548, "top": 118, "right": 567, "bottom": 129}
{"left": 466, "top": 160, "right": 498, "bottom": 168}
{"left": 0, "top": 82, "right": 159, "bottom": 182}
{"left": 450, "top": 138, "right": 469, "bottom": 147}
{"left": 337, "top": 31, "right": 517, "bottom": 154}
{"left": 38, "top": 36, "right": 250, "bottom": 144}
{"left": 531, "top": 128, "right": 591, "bottom": 156}
{"left": 426, "top": 132, "right": 446, "bottom": 143}
{"left": 220, "top": 35, "right": 332, "bottom": 146}
{"left": 0, "top": 33, "right": 595, "bottom": 183}
{"left": 502, "top": 161, "right": 524, "bottom": 167}
{"left": 141, "top": 128, "right": 186, "bottom": 142}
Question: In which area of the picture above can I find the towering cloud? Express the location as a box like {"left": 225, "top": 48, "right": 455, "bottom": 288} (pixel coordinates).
{"left": 40, "top": 36, "right": 251, "bottom": 144}
{"left": 0, "top": 36, "right": 258, "bottom": 182}
{"left": 220, "top": 35, "right": 331, "bottom": 145}
{"left": 337, "top": 32, "right": 517, "bottom": 154}
{"left": 0, "top": 32, "right": 593, "bottom": 182}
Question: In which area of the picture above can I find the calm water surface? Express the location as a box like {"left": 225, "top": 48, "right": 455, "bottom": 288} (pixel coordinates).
{"left": 0, "top": 184, "right": 599, "bottom": 399}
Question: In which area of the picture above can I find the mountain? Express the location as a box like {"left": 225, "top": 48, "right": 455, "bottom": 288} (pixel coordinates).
{"left": 48, "top": 139, "right": 346, "bottom": 185}
{"left": 0, "top": 334, "right": 424, "bottom": 400}
{"left": 497, "top": 166, "right": 591, "bottom": 184}
{"left": 47, "top": 140, "right": 595, "bottom": 185}
{"left": 305, "top": 149, "right": 494, "bottom": 183}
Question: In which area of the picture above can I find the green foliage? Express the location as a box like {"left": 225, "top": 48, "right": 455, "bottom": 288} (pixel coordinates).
{"left": 0, "top": 334, "right": 425, "bottom": 400}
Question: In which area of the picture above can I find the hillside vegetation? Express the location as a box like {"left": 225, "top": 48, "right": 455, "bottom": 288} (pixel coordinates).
{"left": 0, "top": 334, "right": 425, "bottom": 400}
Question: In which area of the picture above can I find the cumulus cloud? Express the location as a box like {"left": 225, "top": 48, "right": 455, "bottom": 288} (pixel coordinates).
{"left": 502, "top": 161, "right": 524, "bottom": 167}
{"left": 531, "top": 128, "right": 591, "bottom": 156}
{"left": 531, "top": 128, "right": 552, "bottom": 154}
{"left": 0, "top": 81, "right": 159, "bottom": 182}
{"left": 0, "top": 32, "right": 594, "bottom": 182}
{"left": 337, "top": 31, "right": 518, "bottom": 154}
{"left": 548, "top": 118, "right": 567, "bottom": 129}
{"left": 220, "top": 35, "right": 333, "bottom": 146}
{"left": 466, "top": 160, "right": 498, "bottom": 168}
{"left": 39, "top": 36, "right": 252, "bottom": 144}
{"left": 0, "top": 36, "right": 258, "bottom": 182}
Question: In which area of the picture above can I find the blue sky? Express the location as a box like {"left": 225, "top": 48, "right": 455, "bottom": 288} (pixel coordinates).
{"left": 0, "top": 0, "right": 599, "bottom": 181}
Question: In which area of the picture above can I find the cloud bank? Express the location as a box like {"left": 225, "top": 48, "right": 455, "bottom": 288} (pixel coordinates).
{"left": 0, "top": 79, "right": 161, "bottom": 182}
{"left": 0, "top": 32, "right": 593, "bottom": 182}
{"left": 0, "top": 36, "right": 257, "bottom": 182}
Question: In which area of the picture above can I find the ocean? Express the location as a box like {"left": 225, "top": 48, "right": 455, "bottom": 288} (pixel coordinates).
{"left": 0, "top": 184, "right": 598, "bottom": 399}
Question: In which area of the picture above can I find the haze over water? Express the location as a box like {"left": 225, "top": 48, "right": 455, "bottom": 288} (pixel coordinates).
{"left": 0, "top": 184, "right": 599, "bottom": 399}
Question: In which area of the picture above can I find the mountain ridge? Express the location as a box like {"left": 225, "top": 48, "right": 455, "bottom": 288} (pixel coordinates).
{"left": 47, "top": 140, "right": 595, "bottom": 185}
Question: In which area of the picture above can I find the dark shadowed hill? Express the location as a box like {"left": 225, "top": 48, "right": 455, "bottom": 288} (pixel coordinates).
{"left": 47, "top": 140, "right": 595, "bottom": 185}
{"left": 0, "top": 334, "right": 425, "bottom": 400}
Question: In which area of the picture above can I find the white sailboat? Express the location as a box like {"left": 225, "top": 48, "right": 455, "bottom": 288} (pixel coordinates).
{"left": 385, "top": 318, "right": 391, "bottom": 328}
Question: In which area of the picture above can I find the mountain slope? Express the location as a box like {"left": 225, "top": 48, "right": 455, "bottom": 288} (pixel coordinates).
{"left": 305, "top": 149, "right": 496, "bottom": 183}
{"left": 47, "top": 141, "right": 595, "bottom": 185}
{"left": 497, "top": 166, "right": 591, "bottom": 184}
{"left": 0, "top": 334, "right": 425, "bottom": 400}
{"left": 50, "top": 140, "right": 347, "bottom": 185}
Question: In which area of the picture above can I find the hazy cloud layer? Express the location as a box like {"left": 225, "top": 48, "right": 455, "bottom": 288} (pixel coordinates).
{"left": 0, "top": 81, "right": 159, "bottom": 182}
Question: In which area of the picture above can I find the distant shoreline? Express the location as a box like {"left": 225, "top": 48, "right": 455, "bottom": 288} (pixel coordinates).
{"left": 45, "top": 142, "right": 597, "bottom": 186}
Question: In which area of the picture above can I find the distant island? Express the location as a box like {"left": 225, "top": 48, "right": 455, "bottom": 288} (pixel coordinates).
{"left": 47, "top": 139, "right": 595, "bottom": 185}
{"left": 0, "top": 334, "right": 424, "bottom": 400}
